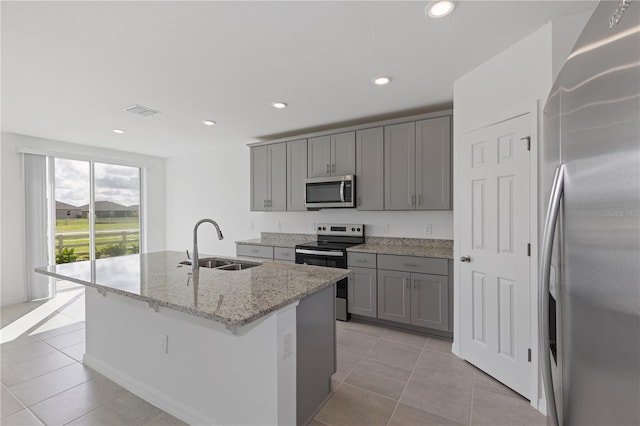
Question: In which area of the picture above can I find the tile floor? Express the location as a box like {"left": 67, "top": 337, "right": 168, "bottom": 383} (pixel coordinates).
{"left": 1, "top": 283, "right": 545, "bottom": 426}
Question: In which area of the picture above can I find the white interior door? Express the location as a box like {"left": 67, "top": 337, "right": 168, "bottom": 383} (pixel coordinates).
{"left": 459, "top": 113, "right": 531, "bottom": 397}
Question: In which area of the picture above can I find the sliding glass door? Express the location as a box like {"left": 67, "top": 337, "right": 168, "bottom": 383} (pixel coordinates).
{"left": 52, "top": 159, "right": 141, "bottom": 264}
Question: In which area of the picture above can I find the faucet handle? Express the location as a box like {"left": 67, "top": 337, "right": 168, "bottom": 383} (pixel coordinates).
{"left": 186, "top": 249, "right": 191, "bottom": 260}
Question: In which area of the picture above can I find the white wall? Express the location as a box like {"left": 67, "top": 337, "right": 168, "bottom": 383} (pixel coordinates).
{"left": 0, "top": 132, "right": 166, "bottom": 306}
{"left": 164, "top": 142, "right": 453, "bottom": 257}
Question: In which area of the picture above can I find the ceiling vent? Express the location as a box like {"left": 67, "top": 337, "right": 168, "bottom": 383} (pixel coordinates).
{"left": 123, "top": 104, "right": 161, "bottom": 117}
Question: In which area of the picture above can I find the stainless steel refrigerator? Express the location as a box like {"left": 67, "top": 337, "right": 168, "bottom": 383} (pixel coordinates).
{"left": 540, "top": 1, "right": 639, "bottom": 425}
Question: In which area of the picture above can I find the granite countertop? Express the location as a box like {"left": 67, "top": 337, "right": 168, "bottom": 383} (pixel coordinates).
{"left": 35, "top": 251, "right": 348, "bottom": 327}
{"left": 235, "top": 232, "right": 315, "bottom": 248}
{"left": 348, "top": 237, "right": 454, "bottom": 259}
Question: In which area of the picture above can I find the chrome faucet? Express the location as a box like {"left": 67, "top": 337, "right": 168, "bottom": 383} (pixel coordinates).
{"left": 192, "top": 219, "right": 224, "bottom": 272}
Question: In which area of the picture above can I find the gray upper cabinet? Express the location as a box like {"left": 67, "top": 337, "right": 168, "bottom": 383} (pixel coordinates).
{"left": 410, "top": 273, "right": 449, "bottom": 331}
{"left": 307, "top": 132, "right": 355, "bottom": 178}
{"left": 416, "top": 117, "right": 451, "bottom": 210}
{"left": 377, "top": 269, "right": 411, "bottom": 324}
{"left": 356, "top": 127, "right": 384, "bottom": 210}
{"left": 287, "top": 139, "right": 307, "bottom": 211}
{"left": 384, "top": 122, "right": 416, "bottom": 210}
{"left": 307, "top": 135, "right": 331, "bottom": 178}
{"left": 384, "top": 117, "right": 451, "bottom": 210}
{"left": 250, "top": 143, "right": 286, "bottom": 211}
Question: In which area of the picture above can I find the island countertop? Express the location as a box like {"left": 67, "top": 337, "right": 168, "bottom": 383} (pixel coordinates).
{"left": 36, "top": 251, "right": 349, "bottom": 327}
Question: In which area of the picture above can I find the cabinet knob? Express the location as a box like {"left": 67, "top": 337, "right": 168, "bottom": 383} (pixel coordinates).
{"left": 460, "top": 255, "right": 471, "bottom": 263}
{"left": 326, "top": 164, "right": 330, "bottom": 173}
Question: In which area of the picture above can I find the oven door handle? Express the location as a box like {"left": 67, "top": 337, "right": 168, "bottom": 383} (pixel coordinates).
{"left": 295, "top": 249, "right": 344, "bottom": 257}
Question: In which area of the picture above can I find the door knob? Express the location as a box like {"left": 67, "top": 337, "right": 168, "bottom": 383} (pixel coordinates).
{"left": 460, "top": 255, "right": 471, "bottom": 263}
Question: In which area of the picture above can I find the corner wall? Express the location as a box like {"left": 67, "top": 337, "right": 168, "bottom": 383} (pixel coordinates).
{"left": 164, "top": 143, "right": 453, "bottom": 257}
{"left": 0, "top": 132, "right": 166, "bottom": 306}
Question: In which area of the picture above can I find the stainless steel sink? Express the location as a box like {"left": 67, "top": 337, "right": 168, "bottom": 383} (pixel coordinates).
{"left": 179, "top": 257, "right": 260, "bottom": 271}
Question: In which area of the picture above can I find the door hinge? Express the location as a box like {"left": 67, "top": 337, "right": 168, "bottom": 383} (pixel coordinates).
{"left": 528, "top": 348, "right": 532, "bottom": 362}
{"left": 527, "top": 243, "right": 531, "bottom": 256}
{"left": 521, "top": 136, "right": 531, "bottom": 151}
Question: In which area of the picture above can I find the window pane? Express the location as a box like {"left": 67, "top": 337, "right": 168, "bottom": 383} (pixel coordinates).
{"left": 94, "top": 163, "right": 140, "bottom": 259}
{"left": 54, "top": 159, "right": 90, "bottom": 263}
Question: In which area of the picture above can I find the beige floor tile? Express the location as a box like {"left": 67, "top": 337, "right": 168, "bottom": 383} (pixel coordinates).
{"left": 425, "top": 337, "right": 453, "bottom": 354}
{"left": 1, "top": 387, "right": 25, "bottom": 418}
{"left": 1, "top": 351, "right": 76, "bottom": 387}
{"left": 307, "top": 419, "right": 329, "bottom": 426}
{"left": 40, "top": 328, "right": 85, "bottom": 351}
{"left": 471, "top": 388, "right": 545, "bottom": 426}
{"left": 1, "top": 341, "right": 58, "bottom": 368}
{"left": 473, "top": 368, "right": 526, "bottom": 401}
{"left": 380, "top": 328, "right": 428, "bottom": 348}
{"left": 30, "top": 321, "right": 84, "bottom": 341}
{"left": 60, "top": 342, "right": 86, "bottom": 363}
{"left": 345, "top": 321, "right": 387, "bottom": 337}
{"left": 0, "top": 334, "right": 41, "bottom": 349}
{"left": 106, "top": 391, "right": 163, "bottom": 425}
{"left": 334, "top": 350, "right": 363, "bottom": 382}
{"left": 400, "top": 372, "right": 472, "bottom": 425}
{"left": 415, "top": 350, "right": 474, "bottom": 386}
{"left": 1, "top": 408, "right": 45, "bottom": 425}
{"left": 143, "top": 411, "right": 189, "bottom": 426}
{"left": 9, "top": 362, "right": 94, "bottom": 406}
{"left": 0, "top": 302, "right": 47, "bottom": 328}
{"left": 29, "top": 376, "right": 126, "bottom": 425}
{"left": 364, "top": 340, "right": 421, "bottom": 371}
{"left": 315, "top": 383, "right": 396, "bottom": 426}
{"left": 65, "top": 406, "right": 126, "bottom": 426}
{"left": 389, "top": 403, "right": 466, "bottom": 426}
{"left": 336, "top": 330, "right": 378, "bottom": 356}
{"left": 343, "top": 358, "right": 411, "bottom": 400}
{"left": 335, "top": 320, "right": 349, "bottom": 330}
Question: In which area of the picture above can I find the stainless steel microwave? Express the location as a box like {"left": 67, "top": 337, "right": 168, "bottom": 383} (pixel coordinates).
{"left": 305, "top": 175, "right": 356, "bottom": 209}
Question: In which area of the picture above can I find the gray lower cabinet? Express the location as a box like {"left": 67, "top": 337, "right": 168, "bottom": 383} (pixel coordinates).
{"left": 348, "top": 267, "right": 377, "bottom": 318}
{"left": 250, "top": 143, "right": 286, "bottom": 211}
{"left": 287, "top": 139, "right": 307, "bottom": 211}
{"left": 236, "top": 244, "right": 274, "bottom": 260}
{"left": 356, "top": 127, "right": 384, "bottom": 210}
{"left": 377, "top": 269, "right": 411, "bottom": 324}
{"left": 410, "top": 273, "right": 449, "bottom": 331}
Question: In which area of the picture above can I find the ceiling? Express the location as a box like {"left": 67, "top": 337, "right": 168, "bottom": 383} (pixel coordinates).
{"left": 1, "top": 1, "right": 595, "bottom": 158}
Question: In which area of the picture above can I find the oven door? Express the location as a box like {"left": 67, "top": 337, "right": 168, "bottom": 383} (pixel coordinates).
{"left": 305, "top": 175, "right": 355, "bottom": 209}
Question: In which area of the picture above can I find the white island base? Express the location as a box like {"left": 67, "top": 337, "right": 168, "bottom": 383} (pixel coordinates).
{"left": 83, "top": 285, "right": 335, "bottom": 425}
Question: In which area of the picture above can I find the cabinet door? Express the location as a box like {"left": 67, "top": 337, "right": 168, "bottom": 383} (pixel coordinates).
{"left": 348, "top": 267, "right": 377, "bottom": 318}
{"left": 356, "top": 127, "right": 384, "bottom": 210}
{"left": 416, "top": 117, "right": 451, "bottom": 210}
{"left": 250, "top": 146, "right": 269, "bottom": 211}
{"left": 331, "top": 131, "right": 356, "bottom": 176}
{"left": 377, "top": 269, "right": 411, "bottom": 324}
{"left": 410, "top": 273, "right": 449, "bottom": 331}
{"left": 307, "top": 135, "right": 331, "bottom": 178}
{"left": 287, "top": 139, "right": 307, "bottom": 211}
{"left": 268, "top": 143, "right": 287, "bottom": 211}
{"left": 384, "top": 122, "right": 416, "bottom": 210}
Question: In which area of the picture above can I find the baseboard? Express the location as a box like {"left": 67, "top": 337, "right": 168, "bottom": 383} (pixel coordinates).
{"left": 84, "top": 354, "right": 219, "bottom": 425}
{"left": 537, "top": 396, "right": 548, "bottom": 415}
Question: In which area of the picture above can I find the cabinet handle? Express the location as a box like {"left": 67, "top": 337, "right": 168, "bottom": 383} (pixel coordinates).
{"left": 326, "top": 164, "right": 330, "bottom": 173}
{"left": 268, "top": 200, "right": 272, "bottom": 207}
{"left": 404, "top": 263, "right": 419, "bottom": 267}
{"left": 417, "top": 195, "right": 422, "bottom": 206}
{"left": 251, "top": 249, "right": 258, "bottom": 253}
{"left": 358, "top": 196, "right": 362, "bottom": 206}
{"left": 263, "top": 200, "right": 267, "bottom": 207}
{"left": 356, "top": 259, "right": 368, "bottom": 263}
{"left": 332, "top": 164, "right": 336, "bottom": 172}
{"left": 413, "top": 283, "right": 417, "bottom": 289}
{"left": 404, "top": 278, "right": 409, "bottom": 288}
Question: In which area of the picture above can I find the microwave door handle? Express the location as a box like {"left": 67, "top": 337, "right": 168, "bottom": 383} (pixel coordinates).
{"left": 539, "top": 164, "right": 564, "bottom": 426}
{"left": 340, "top": 181, "right": 345, "bottom": 202}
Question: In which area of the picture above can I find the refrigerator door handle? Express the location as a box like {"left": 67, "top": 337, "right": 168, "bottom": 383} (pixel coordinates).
{"left": 539, "top": 164, "right": 565, "bottom": 426}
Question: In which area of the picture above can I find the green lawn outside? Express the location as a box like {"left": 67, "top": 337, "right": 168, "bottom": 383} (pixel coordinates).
{"left": 56, "top": 218, "right": 139, "bottom": 261}
{"left": 56, "top": 217, "right": 139, "bottom": 232}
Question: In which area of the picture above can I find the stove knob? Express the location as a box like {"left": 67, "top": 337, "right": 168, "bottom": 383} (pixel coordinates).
{"left": 317, "top": 226, "right": 322, "bottom": 230}
{"left": 357, "top": 227, "right": 361, "bottom": 231}
{"left": 322, "top": 227, "right": 326, "bottom": 231}
{"left": 351, "top": 227, "right": 355, "bottom": 231}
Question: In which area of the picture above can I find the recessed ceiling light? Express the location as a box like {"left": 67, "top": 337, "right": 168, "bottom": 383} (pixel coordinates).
{"left": 202, "top": 120, "right": 216, "bottom": 126}
{"left": 271, "top": 101, "right": 288, "bottom": 109}
{"left": 427, "top": 1, "right": 455, "bottom": 18}
{"left": 113, "top": 129, "right": 126, "bottom": 134}
{"left": 373, "top": 76, "right": 392, "bottom": 86}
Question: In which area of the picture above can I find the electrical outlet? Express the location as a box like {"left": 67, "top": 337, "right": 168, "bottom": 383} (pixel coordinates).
{"left": 312, "top": 222, "right": 317, "bottom": 231}
{"left": 424, "top": 224, "right": 433, "bottom": 235}
{"left": 276, "top": 221, "right": 281, "bottom": 231}
{"left": 282, "top": 332, "right": 293, "bottom": 359}
{"left": 384, "top": 224, "right": 390, "bottom": 234}
{"left": 160, "top": 333, "right": 168, "bottom": 354}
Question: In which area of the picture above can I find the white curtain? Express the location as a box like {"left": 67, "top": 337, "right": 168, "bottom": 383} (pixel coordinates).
{"left": 24, "top": 154, "right": 52, "bottom": 300}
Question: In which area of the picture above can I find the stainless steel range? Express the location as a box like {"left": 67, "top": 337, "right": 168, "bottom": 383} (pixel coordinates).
{"left": 295, "top": 224, "right": 365, "bottom": 321}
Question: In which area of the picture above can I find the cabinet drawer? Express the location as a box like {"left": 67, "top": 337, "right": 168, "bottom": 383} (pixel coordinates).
{"left": 347, "top": 252, "right": 377, "bottom": 268}
{"left": 236, "top": 244, "right": 274, "bottom": 259}
{"left": 274, "top": 247, "right": 295, "bottom": 261}
{"left": 377, "top": 254, "right": 447, "bottom": 275}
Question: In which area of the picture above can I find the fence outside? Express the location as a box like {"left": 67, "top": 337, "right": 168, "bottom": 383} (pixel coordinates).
{"left": 56, "top": 229, "right": 139, "bottom": 259}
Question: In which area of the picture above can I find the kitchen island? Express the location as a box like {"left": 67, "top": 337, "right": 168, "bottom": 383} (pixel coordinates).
{"left": 36, "top": 251, "right": 349, "bottom": 426}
